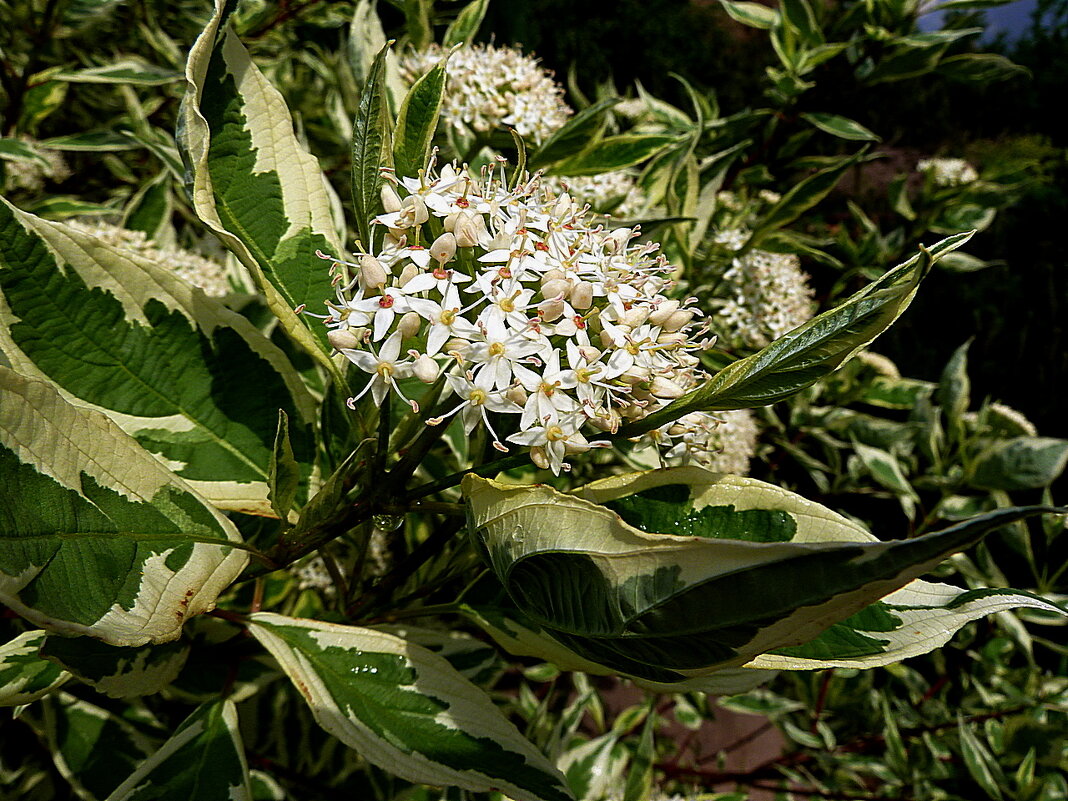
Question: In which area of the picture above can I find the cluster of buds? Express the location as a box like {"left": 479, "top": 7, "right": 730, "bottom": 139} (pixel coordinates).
{"left": 916, "top": 157, "right": 979, "bottom": 187}
{"left": 314, "top": 158, "right": 715, "bottom": 474}
{"left": 398, "top": 44, "right": 571, "bottom": 145}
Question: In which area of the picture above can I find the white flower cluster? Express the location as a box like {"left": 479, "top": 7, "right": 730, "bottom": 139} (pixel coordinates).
{"left": 67, "top": 221, "right": 232, "bottom": 298}
{"left": 398, "top": 44, "right": 571, "bottom": 144}
{"left": 315, "top": 159, "right": 716, "bottom": 474}
{"left": 3, "top": 139, "right": 70, "bottom": 193}
{"left": 543, "top": 172, "right": 645, "bottom": 218}
{"left": 917, "top": 157, "right": 979, "bottom": 187}
{"left": 657, "top": 408, "right": 758, "bottom": 474}
{"left": 710, "top": 248, "right": 816, "bottom": 350}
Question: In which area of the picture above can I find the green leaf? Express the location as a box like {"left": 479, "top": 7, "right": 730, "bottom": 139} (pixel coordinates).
{"left": 888, "top": 174, "right": 916, "bottom": 221}
{"left": 0, "top": 138, "right": 50, "bottom": 167}
{"left": 38, "top": 131, "right": 139, "bottom": 151}
{"left": 937, "top": 340, "right": 971, "bottom": 437}
{"left": 528, "top": 97, "right": 619, "bottom": 170}
{"left": 351, "top": 42, "right": 395, "bottom": 249}
{"left": 123, "top": 171, "right": 173, "bottom": 240}
{"left": 743, "top": 153, "right": 862, "bottom": 250}
{"left": 621, "top": 233, "right": 972, "bottom": 435}
{"left": 180, "top": 4, "right": 344, "bottom": 373}
{"left": 622, "top": 704, "right": 655, "bottom": 801}
{"left": 0, "top": 631, "right": 70, "bottom": 706}
{"left": 0, "top": 368, "right": 248, "bottom": 646}
{"left": 19, "top": 79, "right": 68, "bottom": 129}
{"left": 781, "top": 0, "right": 821, "bottom": 45}
{"left": 40, "top": 635, "right": 189, "bottom": 698}
{"left": 443, "top": 0, "right": 490, "bottom": 47}
{"left": 852, "top": 441, "right": 918, "bottom": 500}
{"left": 755, "top": 579, "right": 1063, "bottom": 669}
{"left": 718, "top": 0, "right": 780, "bottom": 29}
{"left": 550, "top": 134, "right": 679, "bottom": 177}
{"left": 464, "top": 468, "right": 1064, "bottom": 681}
{"left": 268, "top": 410, "right": 300, "bottom": 523}
{"left": 248, "top": 613, "right": 575, "bottom": 801}
{"left": 938, "top": 53, "right": 1029, "bottom": 83}
{"left": 106, "top": 700, "right": 252, "bottom": 801}
{"left": 0, "top": 200, "right": 316, "bottom": 515}
{"left": 959, "top": 718, "right": 1007, "bottom": 800}
{"left": 53, "top": 59, "right": 183, "bottom": 85}
{"left": 970, "top": 437, "right": 1068, "bottom": 491}
{"left": 800, "top": 112, "right": 880, "bottom": 142}
{"left": 938, "top": 251, "right": 991, "bottom": 272}
{"left": 393, "top": 56, "right": 447, "bottom": 179}
{"left": 38, "top": 692, "right": 156, "bottom": 800}
{"left": 21, "top": 196, "right": 116, "bottom": 219}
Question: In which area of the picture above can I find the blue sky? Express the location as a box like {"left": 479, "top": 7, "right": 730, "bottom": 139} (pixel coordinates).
{"left": 918, "top": 0, "right": 1039, "bottom": 40}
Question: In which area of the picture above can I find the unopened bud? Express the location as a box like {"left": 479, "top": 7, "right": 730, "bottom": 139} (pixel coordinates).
{"left": 443, "top": 212, "right": 458, "bottom": 232}
{"left": 604, "top": 227, "right": 633, "bottom": 253}
{"left": 541, "top": 269, "right": 566, "bottom": 284}
{"left": 505, "top": 385, "right": 528, "bottom": 406}
{"left": 412, "top": 353, "right": 439, "bottom": 383}
{"left": 662, "top": 309, "right": 695, "bottom": 332}
{"left": 402, "top": 195, "right": 429, "bottom": 225}
{"left": 539, "top": 299, "right": 565, "bottom": 322}
{"left": 398, "top": 263, "right": 419, "bottom": 288}
{"left": 553, "top": 192, "right": 573, "bottom": 218}
{"left": 648, "top": 300, "right": 681, "bottom": 326}
{"left": 430, "top": 232, "right": 457, "bottom": 265}
{"left": 529, "top": 446, "right": 550, "bottom": 470}
{"left": 578, "top": 345, "right": 601, "bottom": 362}
{"left": 381, "top": 184, "right": 402, "bottom": 213}
{"left": 648, "top": 376, "right": 687, "bottom": 398}
{"left": 622, "top": 306, "right": 650, "bottom": 328}
{"left": 571, "top": 281, "right": 594, "bottom": 309}
{"left": 453, "top": 212, "right": 481, "bottom": 247}
{"left": 541, "top": 278, "right": 571, "bottom": 301}
{"left": 359, "top": 255, "right": 387, "bottom": 292}
{"left": 397, "top": 312, "right": 421, "bottom": 340}
{"left": 328, "top": 329, "right": 361, "bottom": 350}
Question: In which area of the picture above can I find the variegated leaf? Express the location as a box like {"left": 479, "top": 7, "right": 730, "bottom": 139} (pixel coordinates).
{"left": 464, "top": 468, "right": 1064, "bottom": 682}
{"left": 748, "top": 579, "right": 1064, "bottom": 669}
{"left": 37, "top": 692, "right": 157, "bottom": 801}
{"left": 105, "top": 700, "right": 252, "bottom": 801}
{"left": 0, "top": 198, "right": 316, "bottom": 516}
{"left": 461, "top": 603, "right": 775, "bottom": 695}
{"left": 621, "top": 232, "right": 973, "bottom": 435}
{"left": 0, "top": 630, "right": 70, "bottom": 706}
{"left": 40, "top": 635, "right": 189, "bottom": 698}
{"left": 180, "top": 0, "right": 344, "bottom": 373}
{"left": 0, "top": 368, "right": 248, "bottom": 646}
{"left": 248, "top": 613, "right": 575, "bottom": 801}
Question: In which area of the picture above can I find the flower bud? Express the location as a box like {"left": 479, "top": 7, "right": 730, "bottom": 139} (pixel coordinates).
{"left": 505, "top": 385, "right": 528, "bottom": 406}
{"left": 648, "top": 299, "right": 681, "bottom": 326}
{"left": 412, "top": 353, "right": 439, "bottom": 383}
{"left": 578, "top": 345, "right": 601, "bottom": 362}
{"left": 328, "top": 329, "right": 361, "bottom": 351}
{"left": 622, "top": 306, "right": 650, "bottom": 328}
{"left": 571, "top": 281, "right": 594, "bottom": 309}
{"left": 541, "top": 278, "right": 571, "bottom": 301}
{"left": 541, "top": 269, "right": 566, "bottom": 284}
{"left": 398, "top": 263, "right": 419, "bottom": 288}
{"left": 553, "top": 192, "right": 574, "bottom": 218}
{"left": 529, "top": 446, "right": 550, "bottom": 471}
{"left": 397, "top": 311, "right": 421, "bottom": 340}
{"left": 402, "top": 195, "right": 429, "bottom": 226}
{"left": 539, "top": 299, "right": 565, "bottom": 322}
{"left": 381, "top": 184, "right": 402, "bottom": 213}
{"left": 359, "top": 255, "right": 387, "bottom": 292}
{"left": 430, "top": 232, "right": 457, "bottom": 265}
{"left": 648, "top": 376, "right": 686, "bottom": 398}
{"left": 603, "top": 227, "right": 632, "bottom": 254}
{"left": 453, "top": 212, "right": 481, "bottom": 247}
{"left": 662, "top": 309, "right": 695, "bottom": 332}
